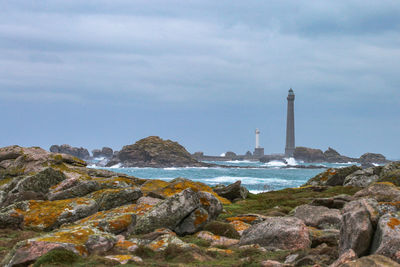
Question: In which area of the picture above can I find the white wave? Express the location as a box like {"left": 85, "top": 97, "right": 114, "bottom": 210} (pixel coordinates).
{"left": 284, "top": 157, "right": 298, "bottom": 166}
{"left": 372, "top": 163, "right": 381, "bottom": 166}
{"left": 109, "top": 163, "right": 122, "bottom": 169}
{"left": 164, "top": 167, "right": 179, "bottom": 170}
{"left": 264, "top": 160, "right": 287, "bottom": 167}
{"left": 201, "top": 176, "right": 290, "bottom": 185}
{"left": 220, "top": 153, "right": 226, "bottom": 157}
{"left": 94, "top": 157, "right": 105, "bottom": 161}
{"left": 225, "top": 160, "right": 253, "bottom": 163}
{"left": 249, "top": 190, "right": 269, "bottom": 194}
{"left": 87, "top": 164, "right": 97, "bottom": 168}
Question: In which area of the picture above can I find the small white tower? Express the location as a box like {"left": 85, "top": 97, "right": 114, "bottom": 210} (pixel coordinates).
{"left": 255, "top": 129, "right": 260, "bottom": 148}
{"left": 253, "top": 129, "right": 264, "bottom": 158}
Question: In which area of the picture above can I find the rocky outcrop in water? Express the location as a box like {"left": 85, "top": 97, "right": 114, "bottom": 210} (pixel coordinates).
{"left": 50, "top": 144, "right": 90, "bottom": 160}
{"left": 92, "top": 147, "right": 114, "bottom": 159}
{"left": 106, "top": 136, "right": 207, "bottom": 168}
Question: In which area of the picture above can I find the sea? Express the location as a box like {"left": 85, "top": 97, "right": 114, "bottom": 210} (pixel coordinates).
{"left": 91, "top": 159, "right": 360, "bottom": 194}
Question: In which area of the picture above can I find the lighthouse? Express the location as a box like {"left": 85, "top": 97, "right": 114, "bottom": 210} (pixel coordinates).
{"left": 285, "top": 88, "right": 295, "bottom": 157}
{"left": 253, "top": 128, "right": 264, "bottom": 158}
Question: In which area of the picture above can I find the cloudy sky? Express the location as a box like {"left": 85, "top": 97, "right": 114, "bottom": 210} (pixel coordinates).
{"left": 1, "top": 0, "right": 399, "bottom": 159}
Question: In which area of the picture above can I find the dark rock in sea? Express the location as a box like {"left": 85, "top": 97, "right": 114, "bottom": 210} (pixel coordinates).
{"left": 106, "top": 136, "right": 208, "bottom": 168}
{"left": 224, "top": 151, "right": 237, "bottom": 158}
{"left": 213, "top": 180, "right": 249, "bottom": 202}
{"left": 92, "top": 147, "right": 113, "bottom": 158}
{"left": 50, "top": 144, "right": 90, "bottom": 160}
{"left": 359, "top": 152, "right": 388, "bottom": 164}
{"left": 294, "top": 147, "right": 325, "bottom": 162}
{"left": 259, "top": 154, "right": 286, "bottom": 163}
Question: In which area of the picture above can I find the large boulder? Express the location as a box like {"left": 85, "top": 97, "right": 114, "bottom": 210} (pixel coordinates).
{"left": 213, "top": 180, "right": 249, "bottom": 201}
{"left": 106, "top": 136, "right": 206, "bottom": 168}
{"left": 323, "top": 147, "right": 355, "bottom": 163}
{"left": 304, "top": 165, "right": 361, "bottom": 186}
{"left": 340, "top": 254, "right": 400, "bottom": 267}
{"left": 87, "top": 187, "right": 142, "bottom": 211}
{"left": 0, "top": 197, "right": 99, "bottom": 231}
{"left": 371, "top": 213, "right": 400, "bottom": 263}
{"left": 354, "top": 182, "right": 400, "bottom": 202}
{"left": 239, "top": 217, "right": 311, "bottom": 250}
{"left": 50, "top": 144, "right": 90, "bottom": 160}
{"left": 1, "top": 226, "right": 116, "bottom": 267}
{"left": 343, "top": 167, "right": 382, "bottom": 187}
{"left": 310, "top": 194, "right": 354, "bottom": 209}
{"left": 133, "top": 188, "right": 222, "bottom": 235}
{"left": 48, "top": 180, "right": 101, "bottom": 201}
{"left": 339, "top": 198, "right": 380, "bottom": 257}
{"left": 378, "top": 161, "right": 400, "bottom": 186}
{"left": 0, "top": 168, "right": 67, "bottom": 207}
{"left": 292, "top": 204, "right": 342, "bottom": 229}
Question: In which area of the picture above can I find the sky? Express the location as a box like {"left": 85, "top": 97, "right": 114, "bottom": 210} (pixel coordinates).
{"left": 1, "top": 0, "right": 399, "bottom": 159}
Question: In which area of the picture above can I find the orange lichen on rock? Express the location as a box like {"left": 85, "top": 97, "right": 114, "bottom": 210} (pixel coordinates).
{"left": 115, "top": 239, "right": 139, "bottom": 250}
{"left": 140, "top": 179, "right": 170, "bottom": 194}
{"left": 16, "top": 198, "right": 93, "bottom": 230}
{"left": 148, "top": 238, "right": 166, "bottom": 251}
{"left": 229, "top": 220, "right": 251, "bottom": 234}
{"left": 226, "top": 216, "right": 257, "bottom": 224}
{"left": 94, "top": 177, "right": 138, "bottom": 188}
{"left": 194, "top": 209, "right": 209, "bottom": 226}
{"left": 388, "top": 218, "right": 400, "bottom": 230}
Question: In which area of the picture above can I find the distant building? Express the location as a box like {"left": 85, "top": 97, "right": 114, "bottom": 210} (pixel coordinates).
{"left": 253, "top": 128, "right": 264, "bottom": 157}
{"left": 285, "top": 88, "right": 295, "bottom": 157}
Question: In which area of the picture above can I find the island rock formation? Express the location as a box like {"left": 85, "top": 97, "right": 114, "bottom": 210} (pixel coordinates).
{"left": 50, "top": 144, "right": 90, "bottom": 160}
{"left": 106, "top": 136, "right": 207, "bottom": 168}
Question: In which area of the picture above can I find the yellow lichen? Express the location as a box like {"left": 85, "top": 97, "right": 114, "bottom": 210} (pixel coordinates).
{"left": 226, "top": 216, "right": 257, "bottom": 224}
{"left": 193, "top": 209, "right": 208, "bottom": 226}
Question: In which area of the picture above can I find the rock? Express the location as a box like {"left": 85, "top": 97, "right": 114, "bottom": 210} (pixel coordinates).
{"left": 371, "top": 213, "right": 400, "bottom": 263}
{"left": 106, "top": 136, "right": 207, "bottom": 168}
{"left": 206, "top": 247, "right": 234, "bottom": 256}
{"left": 379, "top": 161, "right": 400, "bottom": 186}
{"left": 359, "top": 153, "right": 388, "bottom": 164}
{"left": 238, "top": 244, "right": 267, "bottom": 253}
{"left": 145, "top": 229, "right": 197, "bottom": 252}
{"left": 195, "top": 231, "right": 239, "bottom": 247}
{"left": 261, "top": 260, "right": 291, "bottom": 267}
{"left": 339, "top": 198, "right": 380, "bottom": 257}
{"left": 48, "top": 180, "right": 101, "bottom": 201}
{"left": 50, "top": 144, "right": 90, "bottom": 160}
{"left": 304, "top": 165, "right": 362, "bottom": 186}
{"left": 87, "top": 187, "right": 142, "bottom": 211}
{"left": 85, "top": 233, "right": 116, "bottom": 254}
{"left": 2, "top": 225, "right": 116, "bottom": 266}
{"left": 196, "top": 191, "right": 223, "bottom": 219}
{"left": 134, "top": 189, "right": 203, "bottom": 234}
{"left": 340, "top": 254, "right": 400, "bottom": 267}
{"left": 174, "top": 207, "right": 209, "bottom": 236}
{"left": 229, "top": 220, "right": 251, "bottom": 236}
{"left": 92, "top": 147, "right": 114, "bottom": 159}
{"left": 76, "top": 202, "right": 154, "bottom": 234}
{"left": 323, "top": 147, "right": 353, "bottom": 163}
{"left": 309, "top": 228, "right": 340, "bottom": 247}
{"left": 354, "top": 182, "right": 400, "bottom": 202}
{"left": 0, "top": 197, "right": 99, "bottom": 231}
{"left": 225, "top": 214, "right": 267, "bottom": 225}
{"left": 1, "top": 168, "right": 68, "bottom": 207}
{"left": 329, "top": 249, "right": 357, "bottom": 267}
{"left": 136, "top": 196, "right": 162, "bottom": 206}
{"left": 239, "top": 217, "right": 311, "bottom": 250}
{"left": 343, "top": 167, "right": 381, "bottom": 187}
{"left": 293, "top": 204, "right": 342, "bottom": 229}
{"left": 203, "top": 221, "right": 240, "bottom": 239}
{"left": 294, "top": 147, "right": 325, "bottom": 162}
{"left": 105, "top": 255, "right": 143, "bottom": 264}
{"left": 310, "top": 194, "right": 354, "bottom": 209}
{"left": 224, "top": 151, "right": 237, "bottom": 158}
{"left": 213, "top": 180, "right": 249, "bottom": 201}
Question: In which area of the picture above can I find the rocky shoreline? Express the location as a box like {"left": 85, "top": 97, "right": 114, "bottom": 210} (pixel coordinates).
{"left": 1, "top": 145, "right": 400, "bottom": 266}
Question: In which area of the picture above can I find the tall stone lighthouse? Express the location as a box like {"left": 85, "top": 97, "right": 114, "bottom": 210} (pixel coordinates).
{"left": 285, "top": 88, "right": 295, "bottom": 157}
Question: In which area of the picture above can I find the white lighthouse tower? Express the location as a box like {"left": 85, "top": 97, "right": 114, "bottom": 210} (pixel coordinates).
{"left": 253, "top": 129, "right": 264, "bottom": 158}
{"left": 255, "top": 128, "right": 260, "bottom": 148}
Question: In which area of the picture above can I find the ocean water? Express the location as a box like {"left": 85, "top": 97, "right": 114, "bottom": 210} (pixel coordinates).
{"left": 92, "top": 159, "right": 359, "bottom": 193}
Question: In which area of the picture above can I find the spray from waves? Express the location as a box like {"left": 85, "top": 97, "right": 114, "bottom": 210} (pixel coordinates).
{"left": 264, "top": 161, "right": 287, "bottom": 167}
{"left": 109, "top": 163, "right": 122, "bottom": 169}
{"left": 225, "top": 160, "right": 254, "bottom": 164}
{"left": 284, "top": 157, "right": 298, "bottom": 165}
{"left": 201, "top": 176, "right": 292, "bottom": 185}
